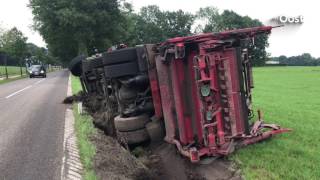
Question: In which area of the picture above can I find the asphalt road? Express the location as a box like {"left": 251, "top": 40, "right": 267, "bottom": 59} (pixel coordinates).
{"left": 0, "top": 70, "right": 69, "bottom": 180}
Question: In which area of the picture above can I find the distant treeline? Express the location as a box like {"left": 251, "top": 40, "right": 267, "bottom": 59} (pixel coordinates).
{"left": 29, "top": 1, "right": 269, "bottom": 66}
{"left": 271, "top": 53, "right": 320, "bottom": 66}
{"left": 0, "top": 27, "right": 61, "bottom": 67}
{"left": 0, "top": 53, "right": 21, "bottom": 66}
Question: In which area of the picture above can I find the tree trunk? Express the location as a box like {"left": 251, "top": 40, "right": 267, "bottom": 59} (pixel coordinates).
{"left": 20, "top": 61, "right": 23, "bottom": 77}
{"left": 4, "top": 55, "right": 8, "bottom": 79}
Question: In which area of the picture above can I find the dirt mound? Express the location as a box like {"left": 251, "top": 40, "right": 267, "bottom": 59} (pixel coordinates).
{"left": 91, "top": 130, "right": 153, "bottom": 180}
{"left": 138, "top": 143, "right": 241, "bottom": 180}
{"left": 138, "top": 143, "right": 201, "bottom": 180}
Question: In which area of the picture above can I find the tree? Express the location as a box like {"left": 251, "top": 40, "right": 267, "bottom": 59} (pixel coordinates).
{"left": 196, "top": 7, "right": 222, "bottom": 33}
{"left": 0, "top": 23, "right": 5, "bottom": 40}
{"left": 26, "top": 43, "right": 53, "bottom": 64}
{"left": 0, "top": 27, "right": 28, "bottom": 63}
{"left": 271, "top": 53, "right": 320, "bottom": 66}
{"left": 278, "top": 55, "right": 288, "bottom": 64}
{"left": 124, "top": 5, "right": 195, "bottom": 45}
{"left": 0, "top": 27, "right": 28, "bottom": 75}
{"left": 29, "top": 0, "right": 124, "bottom": 63}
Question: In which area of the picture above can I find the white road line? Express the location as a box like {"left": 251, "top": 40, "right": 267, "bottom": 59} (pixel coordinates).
{"left": 34, "top": 79, "right": 46, "bottom": 85}
{"left": 5, "top": 85, "right": 32, "bottom": 99}
{"left": 61, "top": 74, "right": 83, "bottom": 180}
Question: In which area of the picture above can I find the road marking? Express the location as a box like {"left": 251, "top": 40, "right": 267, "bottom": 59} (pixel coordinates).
{"left": 61, "top": 74, "right": 83, "bottom": 180}
{"left": 4, "top": 78, "right": 45, "bottom": 99}
{"left": 5, "top": 85, "right": 32, "bottom": 99}
{"left": 34, "top": 79, "right": 46, "bottom": 85}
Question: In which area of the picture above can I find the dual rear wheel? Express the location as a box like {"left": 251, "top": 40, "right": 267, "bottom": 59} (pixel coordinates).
{"left": 115, "top": 114, "right": 150, "bottom": 144}
{"left": 114, "top": 114, "right": 165, "bottom": 145}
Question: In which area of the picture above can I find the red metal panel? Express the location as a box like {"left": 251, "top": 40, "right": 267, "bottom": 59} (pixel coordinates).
{"left": 223, "top": 49, "right": 245, "bottom": 135}
{"left": 155, "top": 56, "right": 176, "bottom": 142}
{"left": 164, "top": 26, "right": 272, "bottom": 44}
{"left": 148, "top": 68, "right": 163, "bottom": 118}
{"left": 188, "top": 51, "right": 204, "bottom": 144}
{"left": 170, "top": 59, "right": 188, "bottom": 144}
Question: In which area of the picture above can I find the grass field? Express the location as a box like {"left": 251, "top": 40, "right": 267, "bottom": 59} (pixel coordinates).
{"left": 0, "top": 66, "right": 27, "bottom": 77}
{"left": 71, "top": 76, "right": 97, "bottom": 180}
{"left": 231, "top": 66, "right": 320, "bottom": 180}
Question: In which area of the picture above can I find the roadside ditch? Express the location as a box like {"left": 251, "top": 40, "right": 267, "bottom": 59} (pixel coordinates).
{"left": 64, "top": 92, "right": 242, "bottom": 180}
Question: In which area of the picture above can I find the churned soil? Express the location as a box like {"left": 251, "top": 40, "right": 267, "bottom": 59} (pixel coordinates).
{"left": 90, "top": 130, "right": 242, "bottom": 180}
{"left": 137, "top": 142, "right": 242, "bottom": 180}
{"left": 91, "top": 130, "right": 153, "bottom": 180}
{"left": 66, "top": 92, "right": 242, "bottom": 180}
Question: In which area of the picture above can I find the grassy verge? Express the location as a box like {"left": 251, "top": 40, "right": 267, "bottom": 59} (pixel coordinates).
{"left": 231, "top": 66, "right": 320, "bottom": 180}
{"left": 0, "top": 66, "right": 27, "bottom": 76}
{"left": 0, "top": 75, "right": 27, "bottom": 85}
{"left": 71, "top": 75, "right": 97, "bottom": 180}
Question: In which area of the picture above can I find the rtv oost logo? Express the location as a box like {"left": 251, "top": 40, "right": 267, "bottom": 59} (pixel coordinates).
{"left": 271, "top": 15, "right": 304, "bottom": 25}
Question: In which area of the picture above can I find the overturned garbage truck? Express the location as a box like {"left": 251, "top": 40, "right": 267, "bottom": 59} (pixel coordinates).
{"left": 69, "top": 26, "right": 289, "bottom": 162}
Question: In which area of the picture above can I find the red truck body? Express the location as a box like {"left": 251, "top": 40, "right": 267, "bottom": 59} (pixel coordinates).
{"left": 72, "top": 26, "right": 290, "bottom": 163}
{"left": 148, "top": 26, "right": 290, "bottom": 162}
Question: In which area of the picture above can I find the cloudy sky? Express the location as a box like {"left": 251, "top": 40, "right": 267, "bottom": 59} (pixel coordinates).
{"left": 0, "top": 0, "right": 318, "bottom": 57}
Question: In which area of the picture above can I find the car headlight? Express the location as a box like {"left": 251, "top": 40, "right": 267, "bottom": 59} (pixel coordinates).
{"left": 40, "top": 70, "right": 44, "bottom": 73}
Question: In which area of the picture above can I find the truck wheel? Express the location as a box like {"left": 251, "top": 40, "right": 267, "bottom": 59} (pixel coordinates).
{"left": 69, "top": 55, "right": 85, "bottom": 77}
{"left": 114, "top": 114, "right": 149, "bottom": 132}
{"left": 117, "top": 128, "right": 149, "bottom": 145}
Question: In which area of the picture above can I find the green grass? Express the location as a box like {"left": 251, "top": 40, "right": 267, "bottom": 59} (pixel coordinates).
{"left": 231, "top": 66, "right": 320, "bottom": 180}
{"left": 71, "top": 75, "right": 83, "bottom": 94}
{"left": 71, "top": 75, "right": 97, "bottom": 180}
{"left": 0, "top": 66, "right": 27, "bottom": 77}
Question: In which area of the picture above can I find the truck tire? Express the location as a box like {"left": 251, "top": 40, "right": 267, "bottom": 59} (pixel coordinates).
{"left": 69, "top": 55, "right": 85, "bottom": 76}
{"left": 117, "top": 128, "right": 149, "bottom": 144}
{"left": 102, "top": 47, "right": 137, "bottom": 66}
{"left": 114, "top": 114, "right": 149, "bottom": 132}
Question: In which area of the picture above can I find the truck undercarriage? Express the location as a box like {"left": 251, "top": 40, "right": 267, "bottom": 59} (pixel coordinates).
{"left": 69, "top": 26, "right": 290, "bottom": 162}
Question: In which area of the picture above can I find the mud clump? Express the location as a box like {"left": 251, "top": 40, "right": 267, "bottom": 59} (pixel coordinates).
{"left": 91, "top": 130, "right": 153, "bottom": 180}
{"left": 63, "top": 94, "right": 82, "bottom": 104}
{"left": 63, "top": 91, "right": 87, "bottom": 104}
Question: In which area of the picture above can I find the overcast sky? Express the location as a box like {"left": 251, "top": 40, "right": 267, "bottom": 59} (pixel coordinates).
{"left": 0, "top": 0, "right": 318, "bottom": 57}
